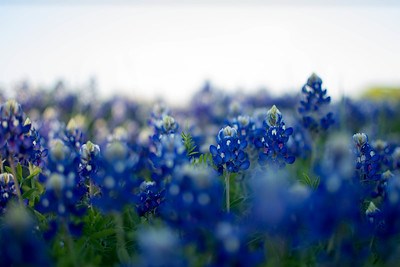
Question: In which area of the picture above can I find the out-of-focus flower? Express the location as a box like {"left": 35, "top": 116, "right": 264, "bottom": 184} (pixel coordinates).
{"left": 0, "top": 100, "right": 45, "bottom": 165}
{"left": 353, "top": 133, "right": 381, "bottom": 181}
{"left": 160, "top": 165, "right": 223, "bottom": 246}
{"left": 298, "top": 73, "right": 334, "bottom": 133}
{"left": 0, "top": 203, "right": 52, "bottom": 266}
{"left": 79, "top": 141, "right": 101, "bottom": 179}
{"left": 0, "top": 173, "right": 16, "bottom": 213}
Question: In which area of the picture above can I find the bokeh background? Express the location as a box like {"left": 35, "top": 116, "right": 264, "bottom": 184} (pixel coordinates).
{"left": 1, "top": 0, "right": 400, "bottom": 104}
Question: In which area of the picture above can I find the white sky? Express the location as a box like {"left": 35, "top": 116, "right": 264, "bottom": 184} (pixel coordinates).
{"left": 1, "top": 3, "right": 400, "bottom": 104}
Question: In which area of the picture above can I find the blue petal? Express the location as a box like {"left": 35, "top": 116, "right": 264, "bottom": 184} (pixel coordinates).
{"left": 285, "top": 156, "right": 295, "bottom": 164}
{"left": 240, "top": 160, "right": 250, "bottom": 170}
{"left": 210, "top": 145, "right": 218, "bottom": 156}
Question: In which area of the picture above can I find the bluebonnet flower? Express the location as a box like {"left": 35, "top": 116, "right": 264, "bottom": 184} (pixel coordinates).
{"left": 189, "top": 81, "right": 232, "bottom": 126}
{"left": 210, "top": 220, "right": 264, "bottom": 267}
{"left": 160, "top": 165, "right": 224, "bottom": 247}
{"left": 371, "top": 174, "right": 400, "bottom": 264}
{"left": 0, "top": 203, "right": 52, "bottom": 266}
{"left": 374, "top": 170, "right": 394, "bottom": 199}
{"left": 287, "top": 122, "right": 312, "bottom": 159}
{"left": 0, "top": 100, "right": 39, "bottom": 164}
{"left": 298, "top": 73, "right": 334, "bottom": 132}
{"left": 136, "top": 181, "right": 165, "bottom": 217}
{"left": 230, "top": 115, "right": 255, "bottom": 145}
{"left": 92, "top": 140, "right": 142, "bottom": 213}
{"left": 36, "top": 138, "right": 87, "bottom": 237}
{"left": 353, "top": 133, "right": 381, "bottom": 181}
{"left": 79, "top": 141, "right": 101, "bottom": 179}
{"left": 210, "top": 126, "right": 250, "bottom": 174}
{"left": 62, "top": 118, "right": 86, "bottom": 152}
{"left": 392, "top": 147, "right": 400, "bottom": 170}
{"left": 372, "top": 140, "right": 393, "bottom": 171}
{"left": 253, "top": 105, "right": 295, "bottom": 167}
{"left": 365, "top": 201, "right": 380, "bottom": 224}
{"left": 316, "top": 133, "right": 354, "bottom": 180}
{"left": 149, "top": 133, "right": 188, "bottom": 183}
{"left": 248, "top": 169, "right": 311, "bottom": 238}
{"left": 154, "top": 115, "right": 179, "bottom": 137}
{"left": 0, "top": 173, "right": 16, "bottom": 213}
{"left": 136, "top": 226, "right": 186, "bottom": 267}
{"left": 29, "top": 126, "right": 48, "bottom": 168}
{"left": 149, "top": 104, "right": 179, "bottom": 141}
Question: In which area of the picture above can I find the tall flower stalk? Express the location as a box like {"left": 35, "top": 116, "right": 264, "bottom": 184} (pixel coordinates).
{"left": 210, "top": 126, "right": 250, "bottom": 212}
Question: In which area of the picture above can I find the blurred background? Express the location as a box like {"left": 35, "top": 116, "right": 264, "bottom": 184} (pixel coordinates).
{"left": 1, "top": 0, "right": 400, "bottom": 105}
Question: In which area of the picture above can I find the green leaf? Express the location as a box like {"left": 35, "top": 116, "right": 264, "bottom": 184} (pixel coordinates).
{"left": 4, "top": 166, "right": 12, "bottom": 174}
{"left": 33, "top": 209, "right": 47, "bottom": 222}
{"left": 22, "top": 188, "right": 37, "bottom": 199}
{"left": 181, "top": 131, "right": 199, "bottom": 158}
{"left": 27, "top": 167, "right": 41, "bottom": 180}
{"left": 192, "top": 153, "right": 213, "bottom": 167}
{"left": 16, "top": 163, "right": 23, "bottom": 180}
{"left": 21, "top": 167, "right": 41, "bottom": 186}
{"left": 299, "top": 173, "right": 320, "bottom": 190}
{"left": 90, "top": 229, "right": 116, "bottom": 239}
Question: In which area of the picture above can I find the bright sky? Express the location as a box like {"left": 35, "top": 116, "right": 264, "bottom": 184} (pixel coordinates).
{"left": 1, "top": 2, "right": 400, "bottom": 104}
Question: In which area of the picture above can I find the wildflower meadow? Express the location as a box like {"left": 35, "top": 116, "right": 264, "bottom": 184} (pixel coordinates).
{"left": 1, "top": 74, "right": 400, "bottom": 266}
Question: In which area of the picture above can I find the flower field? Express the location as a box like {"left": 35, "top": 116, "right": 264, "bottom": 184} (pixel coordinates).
{"left": 1, "top": 74, "right": 400, "bottom": 266}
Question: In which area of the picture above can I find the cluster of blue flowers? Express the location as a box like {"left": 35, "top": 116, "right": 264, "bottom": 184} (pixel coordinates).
{"left": 210, "top": 126, "right": 250, "bottom": 174}
{"left": 1, "top": 73, "right": 400, "bottom": 266}
{"left": 298, "top": 73, "right": 334, "bottom": 133}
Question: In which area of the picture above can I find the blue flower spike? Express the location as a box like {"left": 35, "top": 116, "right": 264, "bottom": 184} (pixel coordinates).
{"left": 210, "top": 125, "right": 250, "bottom": 212}
{"left": 299, "top": 73, "right": 334, "bottom": 133}
{"left": 353, "top": 133, "right": 381, "bottom": 182}
{"left": 254, "top": 105, "right": 295, "bottom": 168}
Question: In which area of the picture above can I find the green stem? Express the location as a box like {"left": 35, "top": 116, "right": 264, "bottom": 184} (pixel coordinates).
{"left": 8, "top": 156, "right": 23, "bottom": 205}
{"left": 225, "top": 171, "right": 230, "bottom": 213}
{"left": 64, "top": 221, "right": 78, "bottom": 267}
{"left": 114, "top": 212, "right": 130, "bottom": 264}
{"left": 0, "top": 156, "right": 4, "bottom": 173}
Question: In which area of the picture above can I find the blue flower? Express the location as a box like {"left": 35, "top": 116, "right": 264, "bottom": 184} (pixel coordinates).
{"left": 210, "top": 126, "right": 250, "bottom": 174}
{"left": 79, "top": 141, "right": 101, "bottom": 179}
{"left": 0, "top": 100, "right": 37, "bottom": 163}
{"left": 287, "top": 122, "right": 312, "bottom": 159}
{"left": 230, "top": 115, "right": 255, "bottom": 145}
{"left": 0, "top": 204, "right": 52, "bottom": 266}
{"left": 353, "top": 133, "right": 381, "bottom": 181}
{"left": 0, "top": 173, "right": 16, "bottom": 213}
{"left": 63, "top": 118, "right": 86, "bottom": 152}
{"left": 136, "top": 226, "right": 186, "bottom": 267}
{"left": 149, "top": 105, "right": 179, "bottom": 141}
{"left": 298, "top": 73, "right": 334, "bottom": 132}
{"left": 160, "top": 165, "right": 224, "bottom": 246}
{"left": 136, "top": 181, "right": 165, "bottom": 217}
{"left": 393, "top": 147, "right": 400, "bottom": 170}
{"left": 36, "top": 138, "right": 87, "bottom": 237}
{"left": 149, "top": 133, "right": 188, "bottom": 183}
{"left": 253, "top": 105, "right": 295, "bottom": 167}
{"left": 90, "top": 140, "right": 142, "bottom": 213}
{"left": 211, "top": 220, "right": 265, "bottom": 267}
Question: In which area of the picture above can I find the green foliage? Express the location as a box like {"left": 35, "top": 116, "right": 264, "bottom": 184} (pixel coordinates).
{"left": 299, "top": 173, "right": 320, "bottom": 190}
{"left": 181, "top": 131, "right": 199, "bottom": 157}
{"left": 192, "top": 153, "right": 213, "bottom": 167}
{"left": 5, "top": 163, "right": 43, "bottom": 206}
